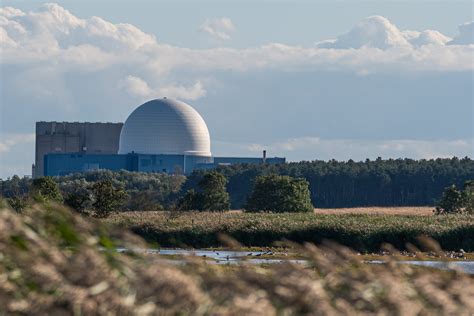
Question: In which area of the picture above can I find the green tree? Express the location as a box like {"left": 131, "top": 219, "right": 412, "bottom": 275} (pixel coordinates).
{"left": 64, "top": 190, "right": 92, "bottom": 213}
{"left": 178, "top": 171, "right": 230, "bottom": 211}
{"left": 91, "top": 179, "right": 127, "bottom": 218}
{"left": 434, "top": 185, "right": 464, "bottom": 214}
{"left": 246, "top": 174, "right": 313, "bottom": 213}
{"left": 198, "top": 171, "right": 230, "bottom": 211}
{"left": 177, "top": 189, "right": 199, "bottom": 211}
{"left": 31, "top": 177, "right": 63, "bottom": 203}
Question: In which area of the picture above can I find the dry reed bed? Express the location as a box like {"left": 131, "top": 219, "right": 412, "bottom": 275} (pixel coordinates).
{"left": 1, "top": 202, "right": 474, "bottom": 315}
{"left": 106, "top": 211, "right": 474, "bottom": 251}
{"left": 314, "top": 206, "right": 434, "bottom": 216}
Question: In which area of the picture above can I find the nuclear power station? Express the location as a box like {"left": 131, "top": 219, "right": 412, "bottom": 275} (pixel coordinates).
{"left": 34, "top": 98, "right": 285, "bottom": 177}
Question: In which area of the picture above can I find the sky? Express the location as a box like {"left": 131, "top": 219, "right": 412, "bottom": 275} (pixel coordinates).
{"left": 0, "top": 1, "right": 473, "bottom": 178}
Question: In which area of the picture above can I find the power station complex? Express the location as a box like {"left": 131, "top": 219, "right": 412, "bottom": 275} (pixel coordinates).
{"left": 34, "top": 98, "right": 285, "bottom": 178}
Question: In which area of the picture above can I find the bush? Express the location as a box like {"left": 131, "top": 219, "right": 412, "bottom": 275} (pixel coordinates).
{"left": 64, "top": 190, "right": 92, "bottom": 214}
{"left": 91, "top": 180, "right": 128, "bottom": 218}
{"left": 31, "top": 177, "right": 63, "bottom": 203}
{"left": 7, "top": 196, "right": 28, "bottom": 213}
{"left": 245, "top": 174, "right": 313, "bottom": 212}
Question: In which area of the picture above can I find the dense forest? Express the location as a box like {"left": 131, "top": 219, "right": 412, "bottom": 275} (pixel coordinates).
{"left": 1, "top": 157, "right": 473, "bottom": 209}
{"left": 184, "top": 157, "right": 474, "bottom": 208}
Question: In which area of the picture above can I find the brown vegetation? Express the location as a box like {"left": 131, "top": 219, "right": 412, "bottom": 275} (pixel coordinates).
{"left": 106, "top": 211, "right": 474, "bottom": 251}
{"left": 1, "top": 201, "right": 474, "bottom": 314}
{"left": 314, "top": 206, "right": 434, "bottom": 216}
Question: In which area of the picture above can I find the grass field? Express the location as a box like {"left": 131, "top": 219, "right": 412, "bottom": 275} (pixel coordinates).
{"left": 105, "top": 209, "right": 474, "bottom": 251}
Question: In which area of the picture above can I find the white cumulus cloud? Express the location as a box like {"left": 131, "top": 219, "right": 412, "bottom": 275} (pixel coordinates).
{"left": 121, "top": 75, "right": 206, "bottom": 101}
{"left": 316, "top": 15, "right": 454, "bottom": 49}
{"left": 199, "top": 17, "right": 235, "bottom": 40}
{"left": 316, "top": 16, "right": 411, "bottom": 49}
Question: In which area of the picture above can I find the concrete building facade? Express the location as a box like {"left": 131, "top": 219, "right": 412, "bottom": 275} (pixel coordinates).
{"left": 34, "top": 122, "right": 123, "bottom": 178}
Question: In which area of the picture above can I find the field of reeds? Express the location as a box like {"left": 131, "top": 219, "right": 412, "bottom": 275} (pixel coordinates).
{"left": 313, "top": 206, "right": 434, "bottom": 216}
{"left": 105, "top": 211, "right": 474, "bottom": 251}
{"left": 1, "top": 201, "right": 474, "bottom": 314}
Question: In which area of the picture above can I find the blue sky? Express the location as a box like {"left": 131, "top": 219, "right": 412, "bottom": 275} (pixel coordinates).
{"left": 0, "top": 1, "right": 473, "bottom": 178}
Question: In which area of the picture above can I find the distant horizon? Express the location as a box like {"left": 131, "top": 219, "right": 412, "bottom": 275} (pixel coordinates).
{"left": 1, "top": 1, "right": 473, "bottom": 178}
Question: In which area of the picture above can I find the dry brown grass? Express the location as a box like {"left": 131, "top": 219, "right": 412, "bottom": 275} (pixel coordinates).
{"left": 314, "top": 206, "right": 434, "bottom": 216}
{"left": 215, "top": 207, "right": 434, "bottom": 216}
{"left": 1, "top": 201, "right": 474, "bottom": 315}
{"left": 106, "top": 210, "right": 473, "bottom": 251}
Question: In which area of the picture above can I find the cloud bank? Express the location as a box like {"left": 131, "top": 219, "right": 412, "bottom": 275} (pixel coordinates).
{"left": 1, "top": 4, "right": 473, "bottom": 76}
{"left": 0, "top": 3, "right": 473, "bottom": 178}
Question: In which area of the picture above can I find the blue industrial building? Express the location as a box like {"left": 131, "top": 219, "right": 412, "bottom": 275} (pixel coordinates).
{"left": 40, "top": 98, "right": 285, "bottom": 176}
{"left": 44, "top": 153, "right": 284, "bottom": 176}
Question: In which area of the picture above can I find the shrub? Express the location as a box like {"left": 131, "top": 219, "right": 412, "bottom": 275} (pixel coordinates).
{"left": 7, "top": 195, "right": 28, "bottom": 213}
{"left": 31, "top": 177, "right": 63, "bottom": 203}
{"left": 246, "top": 174, "right": 313, "bottom": 212}
{"left": 64, "top": 190, "right": 92, "bottom": 214}
{"left": 91, "top": 180, "right": 128, "bottom": 218}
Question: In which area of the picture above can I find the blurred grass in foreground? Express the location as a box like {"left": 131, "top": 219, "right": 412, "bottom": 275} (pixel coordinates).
{"left": 1, "top": 201, "right": 474, "bottom": 314}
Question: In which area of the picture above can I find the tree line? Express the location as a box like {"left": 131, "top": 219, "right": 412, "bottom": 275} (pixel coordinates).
{"left": 1, "top": 171, "right": 315, "bottom": 216}
{"left": 1, "top": 157, "right": 473, "bottom": 211}
{"left": 1, "top": 170, "right": 185, "bottom": 212}
{"left": 184, "top": 157, "right": 474, "bottom": 208}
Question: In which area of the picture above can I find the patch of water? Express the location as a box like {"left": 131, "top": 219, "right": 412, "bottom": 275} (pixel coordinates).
{"left": 116, "top": 248, "right": 307, "bottom": 265}
{"left": 116, "top": 248, "right": 270, "bottom": 260}
{"left": 368, "top": 260, "right": 474, "bottom": 274}
{"left": 115, "top": 248, "right": 474, "bottom": 272}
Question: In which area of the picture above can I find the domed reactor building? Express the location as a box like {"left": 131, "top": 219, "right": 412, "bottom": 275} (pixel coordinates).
{"left": 36, "top": 98, "right": 285, "bottom": 177}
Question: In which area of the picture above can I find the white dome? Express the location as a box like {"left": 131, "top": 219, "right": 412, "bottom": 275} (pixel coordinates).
{"left": 119, "top": 98, "right": 211, "bottom": 156}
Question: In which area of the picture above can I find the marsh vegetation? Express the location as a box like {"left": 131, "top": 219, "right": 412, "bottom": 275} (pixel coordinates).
{"left": 1, "top": 201, "right": 473, "bottom": 315}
